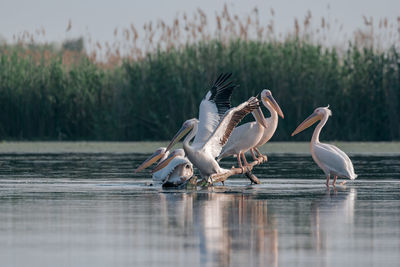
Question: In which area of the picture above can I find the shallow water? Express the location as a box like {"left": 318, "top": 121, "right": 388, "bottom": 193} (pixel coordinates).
{"left": 0, "top": 153, "right": 399, "bottom": 267}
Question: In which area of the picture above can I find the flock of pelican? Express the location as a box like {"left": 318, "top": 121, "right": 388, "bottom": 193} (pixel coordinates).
{"left": 135, "top": 73, "right": 357, "bottom": 187}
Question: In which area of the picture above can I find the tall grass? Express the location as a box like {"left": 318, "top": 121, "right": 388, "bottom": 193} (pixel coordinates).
{"left": 0, "top": 6, "right": 399, "bottom": 141}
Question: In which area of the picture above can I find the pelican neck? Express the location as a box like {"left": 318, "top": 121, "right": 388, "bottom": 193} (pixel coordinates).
{"left": 311, "top": 114, "right": 329, "bottom": 144}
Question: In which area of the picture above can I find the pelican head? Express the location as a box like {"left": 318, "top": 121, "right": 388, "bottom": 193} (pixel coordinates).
{"left": 166, "top": 118, "right": 199, "bottom": 151}
{"left": 261, "top": 89, "right": 284, "bottom": 118}
{"left": 291, "top": 106, "right": 332, "bottom": 136}
{"left": 134, "top": 147, "right": 166, "bottom": 173}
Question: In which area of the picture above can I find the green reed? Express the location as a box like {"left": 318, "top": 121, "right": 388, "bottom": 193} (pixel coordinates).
{"left": 0, "top": 39, "right": 398, "bottom": 141}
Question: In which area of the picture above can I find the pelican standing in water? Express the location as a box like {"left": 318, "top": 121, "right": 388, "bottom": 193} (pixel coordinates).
{"left": 134, "top": 148, "right": 193, "bottom": 187}
{"left": 217, "top": 89, "right": 284, "bottom": 169}
{"left": 291, "top": 106, "right": 357, "bottom": 186}
{"left": 166, "top": 97, "right": 260, "bottom": 183}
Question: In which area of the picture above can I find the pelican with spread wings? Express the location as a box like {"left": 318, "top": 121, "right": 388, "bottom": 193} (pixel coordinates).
{"left": 166, "top": 97, "right": 260, "bottom": 182}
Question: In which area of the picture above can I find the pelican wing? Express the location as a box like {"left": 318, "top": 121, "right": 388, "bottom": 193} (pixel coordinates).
{"left": 193, "top": 73, "right": 237, "bottom": 145}
{"left": 314, "top": 143, "right": 357, "bottom": 179}
{"left": 203, "top": 97, "right": 259, "bottom": 158}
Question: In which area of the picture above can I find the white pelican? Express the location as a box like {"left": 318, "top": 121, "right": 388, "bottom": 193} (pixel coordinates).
{"left": 250, "top": 90, "right": 284, "bottom": 161}
{"left": 291, "top": 106, "right": 357, "bottom": 186}
{"left": 218, "top": 89, "right": 284, "bottom": 169}
{"left": 166, "top": 97, "right": 260, "bottom": 182}
{"left": 134, "top": 148, "right": 194, "bottom": 186}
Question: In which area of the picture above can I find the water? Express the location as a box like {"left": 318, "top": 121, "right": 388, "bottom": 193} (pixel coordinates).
{"left": 0, "top": 153, "right": 399, "bottom": 267}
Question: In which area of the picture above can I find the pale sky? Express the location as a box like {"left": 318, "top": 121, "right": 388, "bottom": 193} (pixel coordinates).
{"left": 0, "top": 0, "right": 398, "bottom": 45}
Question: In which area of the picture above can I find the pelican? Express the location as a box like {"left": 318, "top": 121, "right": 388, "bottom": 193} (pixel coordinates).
{"left": 134, "top": 147, "right": 194, "bottom": 187}
{"left": 166, "top": 97, "right": 260, "bottom": 182}
{"left": 218, "top": 89, "right": 284, "bottom": 169}
{"left": 291, "top": 106, "right": 357, "bottom": 186}
{"left": 250, "top": 90, "right": 284, "bottom": 161}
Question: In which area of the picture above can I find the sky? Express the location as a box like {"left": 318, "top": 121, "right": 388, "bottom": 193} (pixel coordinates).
{"left": 0, "top": 0, "right": 398, "bottom": 45}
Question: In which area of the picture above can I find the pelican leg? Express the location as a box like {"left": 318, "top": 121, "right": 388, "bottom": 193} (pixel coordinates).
{"left": 254, "top": 148, "right": 268, "bottom": 163}
{"left": 332, "top": 176, "right": 338, "bottom": 187}
{"left": 241, "top": 152, "right": 249, "bottom": 165}
{"left": 236, "top": 154, "right": 246, "bottom": 174}
{"left": 325, "top": 174, "right": 330, "bottom": 187}
{"left": 241, "top": 153, "right": 251, "bottom": 172}
{"left": 250, "top": 148, "right": 258, "bottom": 161}
{"left": 242, "top": 152, "right": 251, "bottom": 172}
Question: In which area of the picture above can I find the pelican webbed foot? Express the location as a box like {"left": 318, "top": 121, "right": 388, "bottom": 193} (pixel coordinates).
{"left": 262, "top": 155, "right": 268, "bottom": 162}
{"left": 254, "top": 148, "right": 268, "bottom": 163}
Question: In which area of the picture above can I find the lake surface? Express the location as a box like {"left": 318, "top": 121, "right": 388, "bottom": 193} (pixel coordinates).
{"left": 0, "top": 152, "right": 399, "bottom": 266}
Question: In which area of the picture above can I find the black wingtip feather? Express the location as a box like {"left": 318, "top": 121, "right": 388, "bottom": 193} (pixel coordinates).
{"left": 208, "top": 73, "right": 238, "bottom": 117}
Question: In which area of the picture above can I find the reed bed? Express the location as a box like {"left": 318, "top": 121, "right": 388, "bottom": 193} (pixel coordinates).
{"left": 0, "top": 6, "right": 399, "bottom": 141}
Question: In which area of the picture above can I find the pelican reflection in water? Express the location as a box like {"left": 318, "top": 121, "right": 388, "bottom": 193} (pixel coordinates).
{"left": 157, "top": 191, "right": 279, "bottom": 267}
{"left": 311, "top": 187, "right": 357, "bottom": 253}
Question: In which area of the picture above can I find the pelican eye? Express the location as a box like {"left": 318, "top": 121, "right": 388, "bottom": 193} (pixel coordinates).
{"left": 185, "top": 164, "right": 191, "bottom": 169}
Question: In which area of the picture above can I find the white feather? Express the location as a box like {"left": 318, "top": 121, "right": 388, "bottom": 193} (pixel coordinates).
{"left": 192, "top": 93, "right": 221, "bottom": 146}
{"left": 153, "top": 156, "right": 193, "bottom": 183}
{"left": 313, "top": 143, "right": 357, "bottom": 179}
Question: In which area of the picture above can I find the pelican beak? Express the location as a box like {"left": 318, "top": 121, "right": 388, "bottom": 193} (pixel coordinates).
{"left": 253, "top": 107, "right": 268, "bottom": 128}
{"left": 291, "top": 112, "right": 322, "bottom": 136}
{"left": 134, "top": 150, "right": 164, "bottom": 173}
{"left": 166, "top": 123, "right": 193, "bottom": 151}
{"left": 152, "top": 153, "right": 178, "bottom": 173}
{"left": 264, "top": 95, "right": 284, "bottom": 119}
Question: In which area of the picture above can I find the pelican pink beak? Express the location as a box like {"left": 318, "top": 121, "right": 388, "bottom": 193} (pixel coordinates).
{"left": 166, "top": 122, "right": 194, "bottom": 152}
{"left": 263, "top": 94, "right": 284, "bottom": 119}
{"left": 291, "top": 112, "right": 323, "bottom": 136}
{"left": 152, "top": 152, "right": 179, "bottom": 173}
{"left": 134, "top": 149, "right": 165, "bottom": 173}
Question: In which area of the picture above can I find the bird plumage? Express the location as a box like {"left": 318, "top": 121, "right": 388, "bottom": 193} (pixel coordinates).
{"left": 292, "top": 106, "right": 357, "bottom": 186}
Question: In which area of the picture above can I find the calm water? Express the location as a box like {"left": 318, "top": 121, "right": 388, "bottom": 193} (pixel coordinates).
{"left": 0, "top": 153, "right": 399, "bottom": 267}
